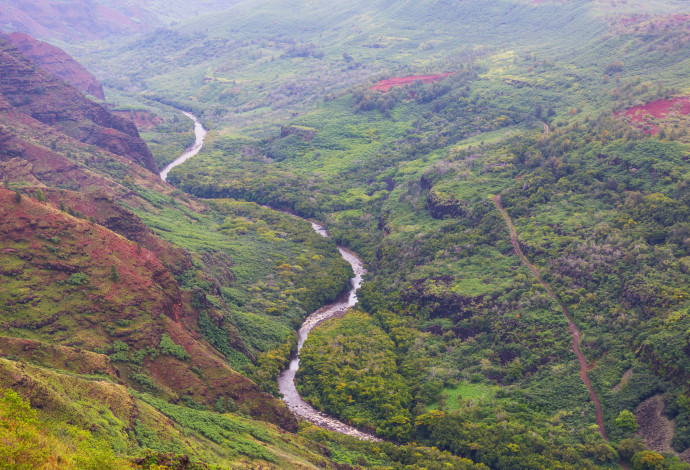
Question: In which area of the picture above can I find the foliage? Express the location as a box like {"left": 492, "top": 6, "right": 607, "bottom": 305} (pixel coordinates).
{"left": 65, "top": 272, "right": 89, "bottom": 285}
{"left": 632, "top": 451, "right": 690, "bottom": 470}
{"left": 298, "top": 310, "right": 414, "bottom": 440}
{"left": 7, "top": 0, "right": 690, "bottom": 467}
{"left": 158, "top": 334, "right": 190, "bottom": 361}
{"left": 135, "top": 393, "right": 277, "bottom": 463}
{"left": 0, "top": 388, "right": 131, "bottom": 470}
{"left": 615, "top": 410, "right": 639, "bottom": 433}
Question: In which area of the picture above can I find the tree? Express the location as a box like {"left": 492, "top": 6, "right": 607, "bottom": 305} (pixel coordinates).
{"left": 615, "top": 409, "right": 639, "bottom": 433}
{"left": 14, "top": 190, "right": 21, "bottom": 203}
{"left": 632, "top": 451, "right": 665, "bottom": 470}
{"left": 110, "top": 265, "right": 120, "bottom": 283}
{"left": 617, "top": 438, "right": 645, "bottom": 462}
{"left": 34, "top": 188, "right": 46, "bottom": 202}
{"left": 534, "top": 104, "right": 543, "bottom": 119}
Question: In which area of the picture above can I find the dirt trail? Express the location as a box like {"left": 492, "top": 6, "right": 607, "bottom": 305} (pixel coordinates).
{"left": 493, "top": 194, "right": 608, "bottom": 441}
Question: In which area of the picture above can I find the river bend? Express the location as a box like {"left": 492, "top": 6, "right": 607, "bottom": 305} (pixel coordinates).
{"left": 160, "top": 112, "right": 206, "bottom": 181}
{"left": 277, "top": 226, "right": 380, "bottom": 441}
{"left": 161, "top": 112, "right": 380, "bottom": 441}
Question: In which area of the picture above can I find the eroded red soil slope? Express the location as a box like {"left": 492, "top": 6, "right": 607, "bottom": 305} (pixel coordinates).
{"left": 0, "top": 37, "right": 158, "bottom": 173}
{"left": 372, "top": 73, "right": 453, "bottom": 92}
{"left": 0, "top": 189, "right": 297, "bottom": 431}
{"left": 113, "top": 110, "right": 164, "bottom": 131}
{"left": 617, "top": 96, "right": 690, "bottom": 135}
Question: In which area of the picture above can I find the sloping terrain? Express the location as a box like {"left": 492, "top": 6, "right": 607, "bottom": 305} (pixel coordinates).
{"left": 0, "top": 35, "right": 374, "bottom": 469}
{"left": 2, "top": 1, "right": 690, "bottom": 469}
{"left": 0, "top": 37, "right": 158, "bottom": 173}
{"left": 4, "top": 32, "right": 106, "bottom": 100}
{"left": 147, "top": 1, "right": 690, "bottom": 468}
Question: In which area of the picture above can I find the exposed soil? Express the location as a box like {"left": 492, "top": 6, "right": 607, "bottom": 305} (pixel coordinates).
{"left": 0, "top": 37, "right": 158, "bottom": 173}
{"left": 0, "top": 188, "right": 296, "bottom": 431}
{"left": 371, "top": 73, "right": 453, "bottom": 92}
{"left": 616, "top": 96, "right": 690, "bottom": 135}
{"left": 493, "top": 193, "right": 608, "bottom": 441}
{"left": 4, "top": 32, "right": 105, "bottom": 100}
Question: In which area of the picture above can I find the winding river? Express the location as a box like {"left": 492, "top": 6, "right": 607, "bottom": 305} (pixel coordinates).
{"left": 160, "top": 112, "right": 207, "bottom": 181}
{"left": 161, "top": 112, "right": 380, "bottom": 441}
{"left": 277, "top": 231, "right": 381, "bottom": 441}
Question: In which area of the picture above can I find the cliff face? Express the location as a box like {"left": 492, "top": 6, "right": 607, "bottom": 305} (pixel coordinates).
{"left": 4, "top": 32, "right": 105, "bottom": 100}
{"left": 0, "top": 36, "right": 300, "bottom": 434}
{"left": 0, "top": 37, "right": 158, "bottom": 173}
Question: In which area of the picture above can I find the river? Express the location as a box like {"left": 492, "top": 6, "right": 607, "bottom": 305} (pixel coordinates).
{"left": 276, "top": 225, "right": 380, "bottom": 441}
{"left": 159, "top": 112, "right": 207, "bottom": 181}
{"left": 161, "top": 112, "right": 380, "bottom": 441}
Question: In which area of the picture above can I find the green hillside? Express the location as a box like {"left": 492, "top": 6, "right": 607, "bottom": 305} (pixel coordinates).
{"left": 2, "top": 0, "right": 690, "bottom": 468}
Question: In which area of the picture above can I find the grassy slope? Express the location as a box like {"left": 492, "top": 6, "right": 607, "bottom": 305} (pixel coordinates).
{"left": 0, "top": 360, "right": 332, "bottom": 469}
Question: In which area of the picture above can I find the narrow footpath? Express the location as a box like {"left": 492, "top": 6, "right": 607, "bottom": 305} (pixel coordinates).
{"left": 493, "top": 193, "right": 608, "bottom": 441}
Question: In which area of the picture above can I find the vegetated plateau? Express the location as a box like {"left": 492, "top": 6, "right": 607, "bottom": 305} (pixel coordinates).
{"left": 1, "top": 0, "right": 690, "bottom": 469}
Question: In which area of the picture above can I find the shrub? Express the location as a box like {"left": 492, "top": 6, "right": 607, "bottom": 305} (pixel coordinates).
{"left": 0, "top": 389, "right": 47, "bottom": 469}
{"left": 158, "top": 334, "right": 190, "bottom": 361}
{"left": 66, "top": 272, "right": 89, "bottom": 286}
{"left": 615, "top": 409, "right": 639, "bottom": 433}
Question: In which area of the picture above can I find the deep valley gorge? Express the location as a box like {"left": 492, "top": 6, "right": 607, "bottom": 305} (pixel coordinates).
{"left": 1, "top": 1, "right": 690, "bottom": 469}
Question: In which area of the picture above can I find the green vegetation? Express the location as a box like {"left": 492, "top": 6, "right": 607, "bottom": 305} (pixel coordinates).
{"left": 298, "top": 311, "right": 415, "bottom": 440}
{"left": 131, "top": 0, "right": 690, "bottom": 465}
{"left": 4, "top": 0, "right": 690, "bottom": 468}
{"left": 124, "top": 193, "right": 352, "bottom": 391}
{"left": 0, "top": 388, "right": 132, "bottom": 469}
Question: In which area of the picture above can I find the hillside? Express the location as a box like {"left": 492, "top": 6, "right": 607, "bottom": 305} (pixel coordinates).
{"left": 150, "top": 0, "right": 690, "bottom": 468}
{"left": 0, "top": 33, "right": 493, "bottom": 470}
{"left": 0, "top": 0, "right": 243, "bottom": 42}
{"left": 0, "top": 37, "right": 158, "bottom": 173}
{"left": 0, "top": 35, "right": 383, "bottom": 469}
{"left": 2, "top": 1, "right": 690, "bottom": 469}
{"left": 3, "top": 32, "right": 106, "bottom": 100}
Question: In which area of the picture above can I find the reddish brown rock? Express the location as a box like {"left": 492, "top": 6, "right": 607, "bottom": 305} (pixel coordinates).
{"left": 4, "top": 32, "right": 105, "bottom": 100}
{"left": 112, "top": 110, "right": 164, "bottom": 131}
{"left": 0, "top": 37, "right": 158, "bottom": 173}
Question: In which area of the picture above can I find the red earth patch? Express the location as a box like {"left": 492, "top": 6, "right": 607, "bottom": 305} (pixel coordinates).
{"left": 616, "top": 96, "right": 690, "bottom": 135}
{"left": 371, "top": 73, "right": 453, "bottom": 92}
